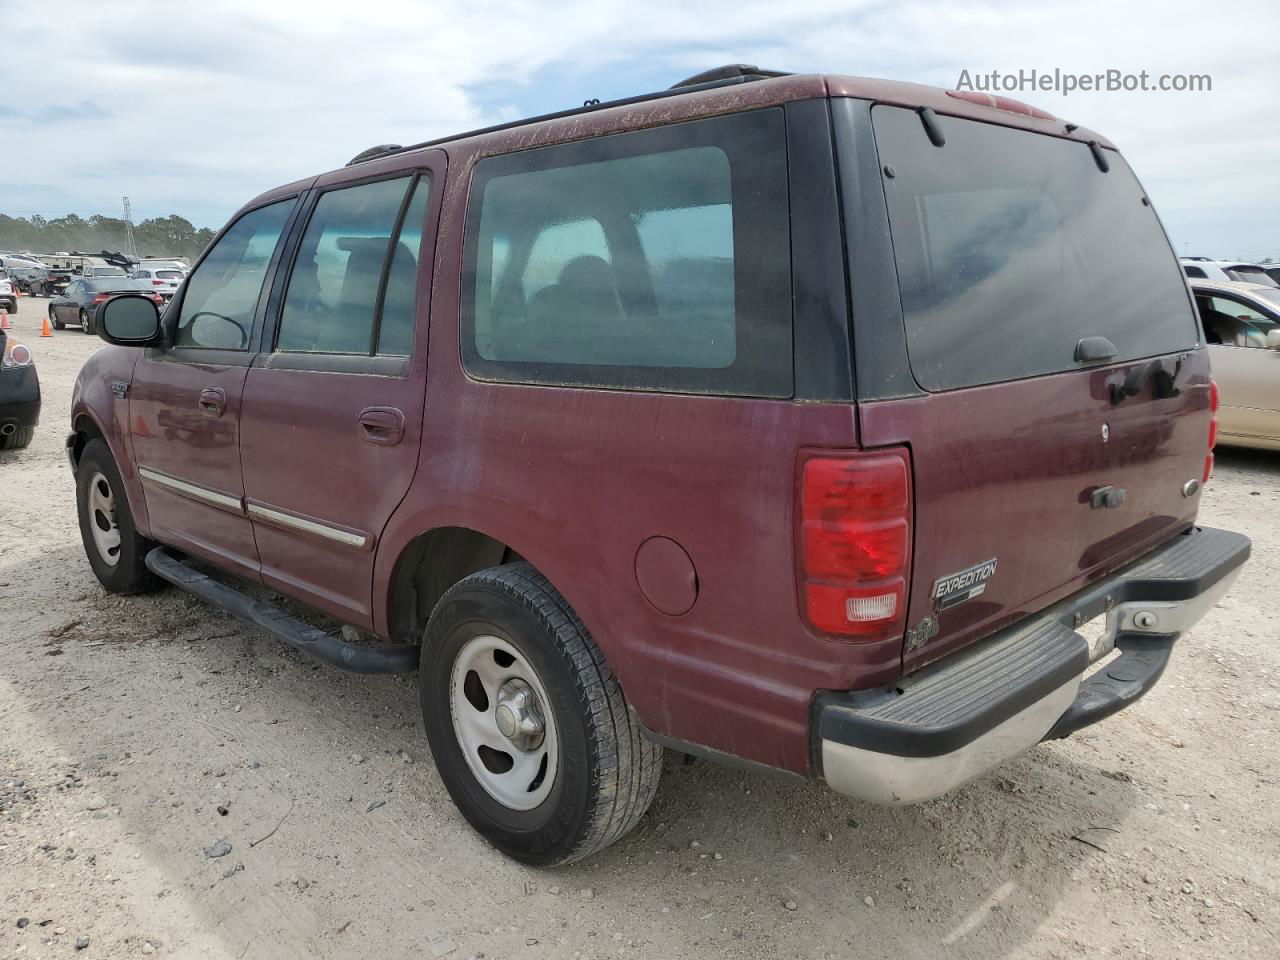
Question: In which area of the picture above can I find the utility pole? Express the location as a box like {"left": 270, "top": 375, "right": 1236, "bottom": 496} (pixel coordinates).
{"left": 122, "top": 196, "right": 137, "bottom": 259}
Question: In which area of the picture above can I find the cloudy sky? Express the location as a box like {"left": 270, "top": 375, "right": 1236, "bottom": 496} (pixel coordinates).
{"left": 2, "top": 0, "right": 1277, "bottom": 258}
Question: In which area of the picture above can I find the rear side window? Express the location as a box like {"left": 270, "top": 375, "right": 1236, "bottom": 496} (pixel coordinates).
{"left": 872, "top": 107, "right": 1198, "bottom": 391}
{"left": 461, "top": 108, "right": 791, "bottom": 397}
{"left": 1183, "top": 265, "right": 1207, "bottom": 279}
{"left": 175, "top": 198, "right": 293, "bottom": 350}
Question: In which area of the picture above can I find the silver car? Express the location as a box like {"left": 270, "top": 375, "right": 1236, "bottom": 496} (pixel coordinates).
{"left": 1191, "top": 279, "right": 1280, "bottom": 450}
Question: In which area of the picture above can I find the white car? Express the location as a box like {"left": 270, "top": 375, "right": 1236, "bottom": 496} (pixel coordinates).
{"left": 130, "top": 267, "right": 184, "bottom": 300}
{"left": 1180, "top": 257, "right": 1279, "bottom": 288}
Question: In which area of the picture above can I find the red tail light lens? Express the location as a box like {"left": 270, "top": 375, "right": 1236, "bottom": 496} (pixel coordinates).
{"left": 798, "top": 450, "right": 912, "bottom": 639}
{"left": 152, "top": 279, "right": 164, "bottom": 286}
{"left": 91, "top": 294, "right": 109, "bottom": 303}
{"left": 1203, "top": 379, "right": 1219, "bottom": 486}
{"left": 1203, "top": 452, "right": 1215, "bottom": 484}
{"left": 1209, "top": 379, "right": 1220, "bottom": 413}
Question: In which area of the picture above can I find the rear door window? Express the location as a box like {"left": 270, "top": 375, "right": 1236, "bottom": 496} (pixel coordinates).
{"left": 872, "top": 106, "right": 1199, "bottom": 391}
{"left": 276, "top": 175, "right": 429, "bottom": 356}
{"left": 462, "top": 108, "right": 791, "bottom": 397}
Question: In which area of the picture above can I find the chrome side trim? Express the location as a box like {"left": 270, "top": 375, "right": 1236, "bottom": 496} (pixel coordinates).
{"left": 246, "top": 502, "right": 369, "bottom": 549}
{"left": 138, "top": 467, "right": 244, "bottom": 513}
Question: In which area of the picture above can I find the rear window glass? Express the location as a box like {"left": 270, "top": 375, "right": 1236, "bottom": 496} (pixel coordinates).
{"left": 873, "top": 107, "right": 1199, "bottom": 391}
{"left": 155, "top": 270, "right": 183, "bottom": 279}
{"left": 1183, "top": 265, "right": 1207, "bottom": 279}
{"left": 1224, "top": 265, "right": 1280, "bottom": 288}
{"left": 461, "top": 108, "right": 791, "bottom": 397}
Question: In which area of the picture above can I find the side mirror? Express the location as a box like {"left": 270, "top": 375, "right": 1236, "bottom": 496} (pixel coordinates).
{"left": 1268, "top": 329, "right": 1280, "bottom": 350}
{"left": 97, "top": 294, "right": 162, "bottom": 346}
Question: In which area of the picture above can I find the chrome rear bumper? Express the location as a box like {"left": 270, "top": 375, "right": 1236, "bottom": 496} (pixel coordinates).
{"left": 815, "top": 526, "right": 1249, "bottom": 805}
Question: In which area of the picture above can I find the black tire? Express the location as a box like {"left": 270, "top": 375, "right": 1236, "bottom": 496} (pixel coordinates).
{"left": 50, "top": 307, "right": 64, "bottom": 330}
{"left": 421, "top": 562, "right": 662, "bottom": 865}
{"left": 75, "top": 439, "right": 162, "bottom": 594}
{"left": 79, "top": 309, "right": 93, "bottom": 334}
{"left": 0, "top": 426, "right": 34, "bottom": 450}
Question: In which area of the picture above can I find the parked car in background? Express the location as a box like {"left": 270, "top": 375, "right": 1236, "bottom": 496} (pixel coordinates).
{"left": 1180, "top": 257, "right": 1280, "bottom": 288}
{"left": 130, "top": 267, "right": 184, "bottom": 301}
{"left": 0, "top": 326, "right": 39, "bottom": 450}
{"left": 0, "top": 271, "right": 17, "bottom": 315}
{"left": 0, "top": 254, "right": 47, "bottom": 293}
{"left": 72, "top": 65, "right": 1247, "bottom": 865}
{"left": 49, "top": 278, "right": 164, "bottom": 334}
{"left": 137, "top": 258, "right": 190, "bottom": 276}
{"left": 30, "top": 268, "right": 74, "bottom": 298}
{"left": 1265, "top": 265, "right": 1280, "bottom": 287}
{"left": 1191, "top": 279, "right": 1280, "bottom": 450}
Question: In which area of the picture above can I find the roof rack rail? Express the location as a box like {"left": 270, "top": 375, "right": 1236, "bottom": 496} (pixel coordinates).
{"left": 344, "top": 65, "right": 788, "bottom": 167}
{"left": 345, "top": 143, "right": 403, "bottom": 167}
{"left": 670, "top": 64, "right": 790, "bottom": 88}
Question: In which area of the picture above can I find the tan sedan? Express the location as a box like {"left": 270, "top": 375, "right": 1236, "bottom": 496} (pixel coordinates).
{"left": 1191, "top": 279, "right": 1280, "bottom": 450}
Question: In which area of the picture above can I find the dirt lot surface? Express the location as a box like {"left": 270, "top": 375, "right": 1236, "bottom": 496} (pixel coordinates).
{"left": 1, "top": 294, "right": 1277, "bottom": 959}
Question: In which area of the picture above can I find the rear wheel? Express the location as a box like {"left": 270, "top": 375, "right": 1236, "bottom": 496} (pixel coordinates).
{"left": 78, "top": 308, "right": 92, "bottom": 333}
{"left": 75, "top": 439, "right": 161, "bottom": 594}
{"left": 420, "top": 563, "right": 662, "bottom": 865}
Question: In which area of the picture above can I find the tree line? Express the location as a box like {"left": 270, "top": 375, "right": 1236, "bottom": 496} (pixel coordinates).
{"left": 0, "top": 213, "right": 216, "bottom": 263}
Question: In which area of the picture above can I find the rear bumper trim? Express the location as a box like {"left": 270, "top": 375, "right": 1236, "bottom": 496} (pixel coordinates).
{"left": 815, "top": 526, "right": 1249, "bottom": 805}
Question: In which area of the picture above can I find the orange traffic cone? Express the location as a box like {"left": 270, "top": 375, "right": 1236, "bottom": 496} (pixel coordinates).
{"left": 40, "top": 313, "right": 53, "bottom": 338}
{"left": 0, "top": 309, "right": 10, "bottom": 330}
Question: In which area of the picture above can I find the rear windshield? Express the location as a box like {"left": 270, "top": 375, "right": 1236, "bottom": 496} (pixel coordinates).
{"left": 155, "top": 270, "right": 183, "bottom": 279}
{"left": 88, "top": 279, "right": 150, "bottom": 291}
{"left": 872, "top": 107, "right": 1198, "bottom": 391}
{"left": 1223, "top": 265, "right": 1280, "bottom": 288}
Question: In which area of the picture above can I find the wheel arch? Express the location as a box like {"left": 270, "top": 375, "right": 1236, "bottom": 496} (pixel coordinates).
{"left": 383, "top": 524, "right": 525, "bottom": 647}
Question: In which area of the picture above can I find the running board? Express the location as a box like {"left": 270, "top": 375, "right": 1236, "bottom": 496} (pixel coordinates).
{"left": 144, "top": 547, "right": 419, "bottom": 674}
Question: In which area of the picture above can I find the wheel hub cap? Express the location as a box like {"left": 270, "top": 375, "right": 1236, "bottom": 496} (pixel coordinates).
{"left": 449, "top": 635, "right": 558, "bottom": 810}
{"left": 493, "top": 679, "right": 545, "bottom": 750}
{"left": 86, "top": 471, "right": 122, "bottom": 567}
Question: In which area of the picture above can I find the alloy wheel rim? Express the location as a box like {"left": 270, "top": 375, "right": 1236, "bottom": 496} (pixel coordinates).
{"left": 86, "top": 471, "right": 122, "bottom": 566}
{"left": 449, "top": 634, "right": 558, "bottom": 811}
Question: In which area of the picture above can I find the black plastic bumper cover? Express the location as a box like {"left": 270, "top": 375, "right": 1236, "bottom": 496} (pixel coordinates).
{"left": 816, "top": 526, "right": 1250, "bottom": 762}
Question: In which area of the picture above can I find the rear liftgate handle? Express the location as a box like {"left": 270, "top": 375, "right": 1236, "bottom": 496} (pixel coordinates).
{"left": 358, "top": 406, "right": 405, "bottom": 446}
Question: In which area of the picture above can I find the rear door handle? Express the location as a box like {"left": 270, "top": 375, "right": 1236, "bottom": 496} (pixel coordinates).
{"left": 198, "top": 387, "right": 226, "bottom": 418}
{"left": 358, "top": 406, "right": 405, "bottom": 446}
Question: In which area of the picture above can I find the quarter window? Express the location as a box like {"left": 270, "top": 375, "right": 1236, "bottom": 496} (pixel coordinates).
{"left": 1198, "top": 294, "right": 1279, "bottom": 348}
{"left": 462, "top": 109, "right": 792, "bottom": 396}
{"left": 175, "top": 199, "right": 293, "bottom": 350}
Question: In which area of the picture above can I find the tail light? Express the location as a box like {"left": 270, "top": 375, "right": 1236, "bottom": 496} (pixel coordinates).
{"left": 1204, "top": 380, "right": 1219, "bottom": 484}
{"left": 153, "top": 279, "right": 164, "bottom": 286}
{"left": 798, "top": 449, "right": 912, "bottom": 639}
{"left": 91, "top": 294, "right": 109, "bottom": 304}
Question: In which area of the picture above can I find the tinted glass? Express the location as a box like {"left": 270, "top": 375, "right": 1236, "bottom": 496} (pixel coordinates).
{"left": 1183, "top": 265, "right": 1207, "bottom": 278}
{"left": 87, "top": 279, "right": 150, "bottom": 292}
{"left": 1224, "top": 265, "right": 1280, "bottom": 288}
{"left": 277, "top": 177, "right": 409, "bottom": 354}
{"left": 176, "top": 199, "right": 292, "bottom": 350}
{"left": 156, "top": 270, "right": 183, "bottom": 279}
{"left": 462, "top": 108, "right": 791, "bottom": 396}
{"left": 873, "top": 107, "right": 1198, "bottom": 391}
{"left": 377, "top": 176, "right": 431, "bottom": 356}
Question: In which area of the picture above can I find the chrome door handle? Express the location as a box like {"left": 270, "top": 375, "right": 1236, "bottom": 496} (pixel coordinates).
{"left": 358, "top": 406, "right": 405, "bottom": 446}
{"left": 198, "top": 387, "right": 226, "bottom": 418}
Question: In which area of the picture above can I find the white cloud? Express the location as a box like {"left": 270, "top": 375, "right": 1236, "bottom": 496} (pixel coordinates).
{"left": 3, "top": 0, "right": 1277, "bottom": 256}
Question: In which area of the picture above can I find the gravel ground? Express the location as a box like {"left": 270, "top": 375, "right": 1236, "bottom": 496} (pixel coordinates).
{"left": 1, "top": 294, "right": 1277, "bottom": 959}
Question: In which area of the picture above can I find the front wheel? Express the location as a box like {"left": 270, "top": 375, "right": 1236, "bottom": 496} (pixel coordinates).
{"left": 420, "top": 563, "right": 662, "bottom": 865}
{"left": 50, "top": 307, "right": 64, "bottom": 330}
{"left": 75, "top": 439, "right": 162, "bottom": 594}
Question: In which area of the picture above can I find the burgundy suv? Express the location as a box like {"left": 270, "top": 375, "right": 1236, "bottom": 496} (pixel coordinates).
{"left": 70, "top": 66, "right": 1249, "bottom": 865}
